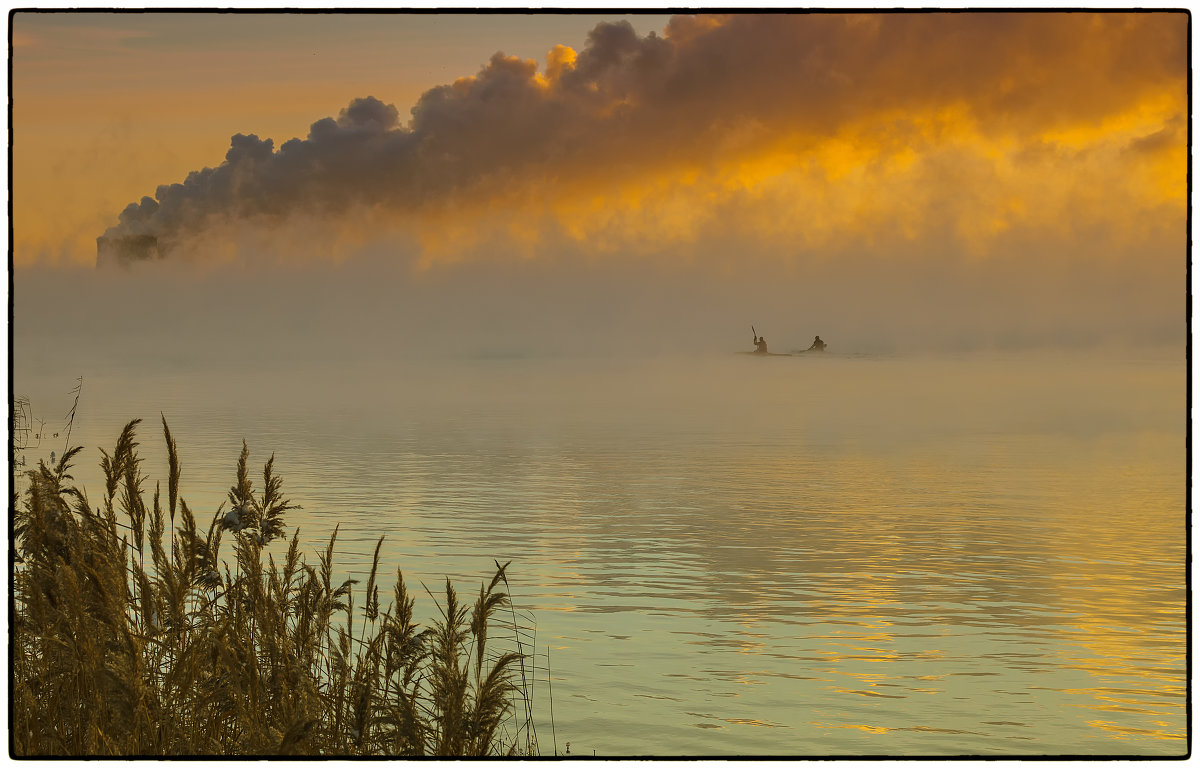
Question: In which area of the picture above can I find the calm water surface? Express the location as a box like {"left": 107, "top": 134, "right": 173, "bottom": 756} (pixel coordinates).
{"left": 14, "top": 352, "right": 1187, "bottom": 756}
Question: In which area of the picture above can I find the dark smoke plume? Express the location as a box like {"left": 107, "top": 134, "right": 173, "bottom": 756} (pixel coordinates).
{"left": 97, "top": 12, "right": 1185, "bottom": 265}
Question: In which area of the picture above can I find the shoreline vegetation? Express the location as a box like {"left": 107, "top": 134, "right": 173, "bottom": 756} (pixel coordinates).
{"left": 12, "top": 417, "right": 543, "bottom": 757}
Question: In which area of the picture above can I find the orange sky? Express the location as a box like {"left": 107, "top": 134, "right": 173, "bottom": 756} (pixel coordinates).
{"left": 11, "top": 12, "right": 1187, "bottom": 273}
{"left": 12, "top": 12, "right": 671, "bottom": 265}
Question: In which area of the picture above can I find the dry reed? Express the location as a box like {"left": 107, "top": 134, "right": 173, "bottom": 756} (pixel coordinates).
{"left": 12, "top": 418, "right": 535, "bottom": 757}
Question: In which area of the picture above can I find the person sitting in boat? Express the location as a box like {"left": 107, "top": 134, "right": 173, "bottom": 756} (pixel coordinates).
{"left": 808, "top": 335, "right": 826, "bottom": 352}
{"left": 755, "top": 335, "right": 769, "bottom": 354}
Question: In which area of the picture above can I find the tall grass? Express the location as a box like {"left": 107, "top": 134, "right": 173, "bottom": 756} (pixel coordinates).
{"left": 12, "top": 418, "right": 535, "bottom": 756}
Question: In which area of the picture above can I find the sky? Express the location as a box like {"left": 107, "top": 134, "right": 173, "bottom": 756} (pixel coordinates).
{"left": 11, "top": 11, "right": 1190, "bottom": 356}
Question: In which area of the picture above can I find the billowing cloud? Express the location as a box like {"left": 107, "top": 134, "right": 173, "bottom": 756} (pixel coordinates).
{"left": 97, "top": 12, "right": 1186, "bottom": 265}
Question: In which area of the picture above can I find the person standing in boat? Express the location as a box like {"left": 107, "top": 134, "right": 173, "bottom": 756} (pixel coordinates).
{"left": 808, "top": 335, "right": 826, "bottom": 352}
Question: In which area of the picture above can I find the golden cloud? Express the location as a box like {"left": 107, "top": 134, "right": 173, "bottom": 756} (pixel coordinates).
{"left": 72, "top": 12, "right": 1187, "bottom": 268}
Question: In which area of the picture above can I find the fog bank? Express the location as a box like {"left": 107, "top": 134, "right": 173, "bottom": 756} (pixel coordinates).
{"left": 15, "top": 236, "right": 1184, "bottom": 381}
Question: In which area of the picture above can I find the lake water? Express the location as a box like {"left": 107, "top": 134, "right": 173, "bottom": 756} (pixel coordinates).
{"left": 12, "top": 350, "right": 1187, "bottom": 756}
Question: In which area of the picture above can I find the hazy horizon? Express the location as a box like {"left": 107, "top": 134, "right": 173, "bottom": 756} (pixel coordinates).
{"left": 12, "top": 242, "right": 1184, "bottom": 374}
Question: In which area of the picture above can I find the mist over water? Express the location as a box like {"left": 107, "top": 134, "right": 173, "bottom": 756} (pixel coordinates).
{"left": 12, "top": 253, "right": 1186, "bottom": 755}
{"left": 13, "top": 230, "right": 1184, "bottom": 373}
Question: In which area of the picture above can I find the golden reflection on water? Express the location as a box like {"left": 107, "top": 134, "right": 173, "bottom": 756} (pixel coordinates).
{"left": 830, "top": 724, "right": 891, "bottom": 735}
{"left": 653, "top": 417, "right": 1184, "bottom": 753}
{"left": 1087, "top": 719, "right": 1182, "bottom": 741}
{"left": 13, "top": 353, "right": 1185, "bottom": 755}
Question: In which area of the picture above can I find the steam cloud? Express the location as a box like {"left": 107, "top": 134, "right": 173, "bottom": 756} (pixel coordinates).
{"left": 97, "top": 12, "right": 1185, "bottom": 265}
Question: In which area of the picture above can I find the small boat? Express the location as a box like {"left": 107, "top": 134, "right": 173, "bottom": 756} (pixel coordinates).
{"left": 738, "top": 350, "right": 792, "bottom": 357}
